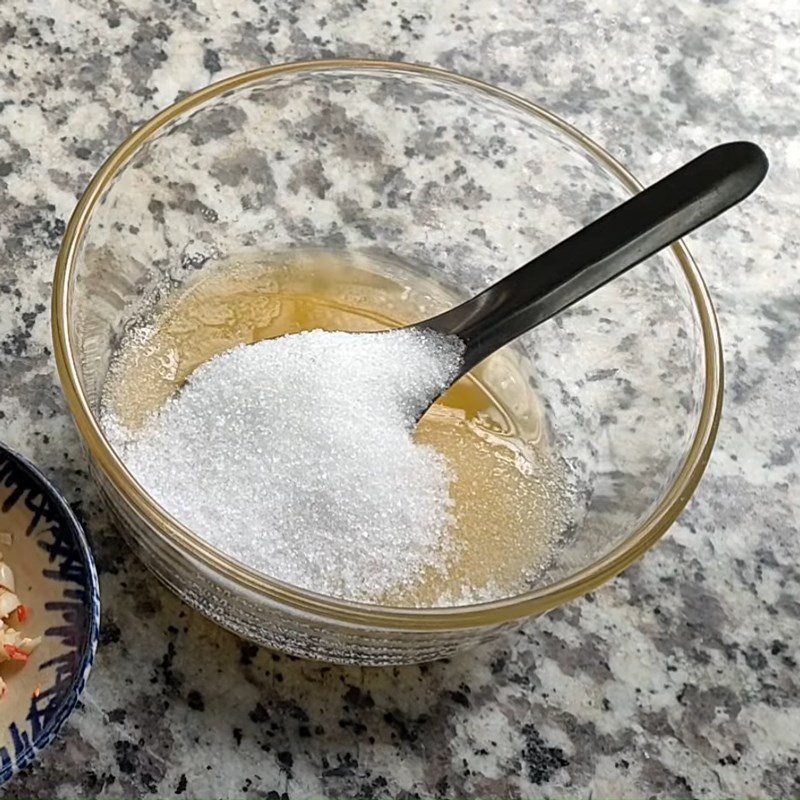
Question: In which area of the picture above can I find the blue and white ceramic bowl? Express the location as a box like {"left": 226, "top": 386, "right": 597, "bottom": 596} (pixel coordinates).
{"left": 0, "top": 443, "right": 99, "bottom": 786}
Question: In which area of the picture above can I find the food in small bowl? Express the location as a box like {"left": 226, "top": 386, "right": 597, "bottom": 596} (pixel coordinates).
{"left": 0, "top": 540, "right": 41, "bottom": 698}
{"left": 0, "top": 444, "right": 99, "bottom": 786}
{"left": 53, "top": 61, "right": 722, "bottom": 664}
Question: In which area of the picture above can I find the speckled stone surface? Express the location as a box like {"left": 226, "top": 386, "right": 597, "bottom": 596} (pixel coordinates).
{"left": 0, "top": 1, "right": 798, "bottom": 797}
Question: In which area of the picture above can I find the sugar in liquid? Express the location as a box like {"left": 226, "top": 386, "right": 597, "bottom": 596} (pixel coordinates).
{"left": 102, "top": 250, "right": 575, "bottom": 606}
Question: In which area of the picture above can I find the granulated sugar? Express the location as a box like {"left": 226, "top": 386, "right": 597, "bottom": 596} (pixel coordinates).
{"left": 104, "top": 328, "right": 465, "bottom": 602}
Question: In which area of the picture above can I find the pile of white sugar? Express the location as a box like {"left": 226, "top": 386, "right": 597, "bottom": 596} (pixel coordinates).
{"left": 104, "top": 328, "right": 465, "bottom": 602}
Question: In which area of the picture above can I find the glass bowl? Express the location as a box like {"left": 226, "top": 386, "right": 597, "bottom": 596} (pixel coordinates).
{"left": 52, "top": 61, "right": 722, "bottom": 665}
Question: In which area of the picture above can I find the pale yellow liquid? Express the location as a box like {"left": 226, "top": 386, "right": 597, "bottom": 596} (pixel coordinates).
{"left": 104, "top": 251, "right": 573, "bottom": 605}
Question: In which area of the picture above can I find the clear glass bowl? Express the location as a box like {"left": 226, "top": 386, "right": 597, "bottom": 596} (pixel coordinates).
{"left": 52, "top": 61, "right": 722, "bottom": 665}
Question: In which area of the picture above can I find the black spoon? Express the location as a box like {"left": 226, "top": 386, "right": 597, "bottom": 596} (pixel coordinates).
{"left": 414, "top": 141, "right": 767, "bottom": 391}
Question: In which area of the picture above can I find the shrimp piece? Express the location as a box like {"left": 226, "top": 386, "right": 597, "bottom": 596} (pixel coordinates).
{"left": 0, "top": 588, "right": 20, "bottom": 619}
{"left": 0, "top": 546, "right": 40, "bottom": 697}
{"left": 1, "top": 625, "right": 40, "bottom": 656}
{"left": 0, "top": 559, "right": 16, "bottom": 593}
{"left": 0, "top": 550, "right": 21, "bottom": 618}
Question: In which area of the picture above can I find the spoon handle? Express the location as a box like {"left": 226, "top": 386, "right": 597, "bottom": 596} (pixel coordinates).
{"left": 422, "top": 141, "right": 768, "bottom": 373}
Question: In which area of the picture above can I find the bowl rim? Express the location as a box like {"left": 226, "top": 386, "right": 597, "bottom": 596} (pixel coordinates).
{"left": 0, "top": 442, "right": 100, "bottom": 784}
{"left": 51, "top": 59, "right": 724, "bottom": 631}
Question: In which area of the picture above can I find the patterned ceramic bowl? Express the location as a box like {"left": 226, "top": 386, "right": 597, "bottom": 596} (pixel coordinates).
{"left": 0, "top": 444, "right": 99, "bottom": 785}
{"left": 52, "top": 61, "right": 722, "bottom": 665}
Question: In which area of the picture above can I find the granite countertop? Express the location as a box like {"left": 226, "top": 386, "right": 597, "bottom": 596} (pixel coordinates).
{"left": 1, "top": 1, "right": 798, "bottom": 797}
